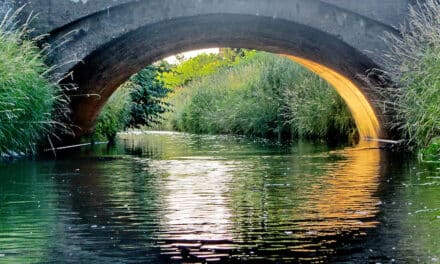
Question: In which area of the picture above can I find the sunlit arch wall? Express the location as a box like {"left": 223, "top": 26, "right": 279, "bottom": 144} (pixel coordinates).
{"left": 15, "top": 0, "right": 408, "bottom": 141}
{"left": 284, "top": 55, "right": 380, "bottom": 139}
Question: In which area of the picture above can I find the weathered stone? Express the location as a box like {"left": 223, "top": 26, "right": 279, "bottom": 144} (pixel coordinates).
{"left": 0, "top": 0, "right": 15, "bottom": 22}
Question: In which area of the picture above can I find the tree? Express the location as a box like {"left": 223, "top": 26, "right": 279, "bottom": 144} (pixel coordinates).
{"left": 161, "top": 53, "right": 230, "bottom": 88}
{"left": 127, "top": 64, "right": 171, "bottom": 128}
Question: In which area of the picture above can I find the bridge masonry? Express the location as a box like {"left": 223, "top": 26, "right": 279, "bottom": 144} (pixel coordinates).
{"left": 12, "top": 0, "right": 413, "bottom": 72}
{"left": 0, "top": 0, "right": 15, "bottom": 19}
{"left": 15, "top": 0, "right": 412, "bottom": 34}
{"left": 15, "top": 0, "right": 411, "bottom": 32}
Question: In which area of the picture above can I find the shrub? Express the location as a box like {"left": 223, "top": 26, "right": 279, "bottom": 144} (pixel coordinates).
{"left": 160, "top": 48, "right": 256, "bottom": 88}
{"left": 93, "top": 64, "right": 171, "bottom": 141}
{"left": 93, "top": 84, "right": 131, "bottom": 142}
{"left": 419, "top": 137, "right": 440, "bottom": 163}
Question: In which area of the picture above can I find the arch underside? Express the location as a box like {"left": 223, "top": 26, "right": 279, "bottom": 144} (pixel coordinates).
{"left": 60, "top": 14, "right": 385, "bottom": 140}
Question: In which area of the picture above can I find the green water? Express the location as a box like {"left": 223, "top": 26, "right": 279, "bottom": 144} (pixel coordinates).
{"left": 0, "top": 131, "right": 439, "bottom": 263}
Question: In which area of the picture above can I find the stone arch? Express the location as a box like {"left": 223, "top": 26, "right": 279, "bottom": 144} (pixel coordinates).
{"left": 19, "top": 0, "right": 404, "bottom": 139}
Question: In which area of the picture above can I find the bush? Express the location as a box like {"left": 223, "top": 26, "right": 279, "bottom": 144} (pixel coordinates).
{"left": 0, "top": 11, "right": 63, "bottom": 154}
{"left": 164, "top": 52, "right": 355, "bottom": 140}
{"left": 161, "top": 53, "right": 230, "bottom": 88}
{"left": 161, "top": 49, "right": 256, "bottom": 88}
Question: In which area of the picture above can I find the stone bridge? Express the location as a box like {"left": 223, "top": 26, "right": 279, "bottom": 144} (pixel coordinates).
{"left": 7, "top": 0, "right": 418, "bottom": 140}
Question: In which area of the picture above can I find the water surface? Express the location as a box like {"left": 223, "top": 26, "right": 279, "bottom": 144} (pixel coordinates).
{"left": 0, "top": 131, "right": 439, "bottom": 263}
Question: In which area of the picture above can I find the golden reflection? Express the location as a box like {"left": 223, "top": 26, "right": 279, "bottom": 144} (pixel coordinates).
{"left": 293, "top": 142, "right": 381, "bottom": 248}
{"left": 283, "top": 55, "right": 381, "bottom": 140}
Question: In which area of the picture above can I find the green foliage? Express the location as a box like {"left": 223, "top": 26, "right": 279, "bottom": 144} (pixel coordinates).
{"left": 161, "top": 53, "right": 229, "bottom": 88}
{"left": 161, "top": 49, "right": 256, "bottom": 88}
{"left": 0, "top": 13, "right": 63, "bottom": 154}
{"left": 399, "top": 47, "right": 440, "bottom": 148}
{"left": 94, "top": 64, "right": 171, "bottom": 141}
{"left": 128, "top": 64, "right": 171, "bottom": 128}
{"left": 419, "top": 137, "right": 440, "bottom": 163}
{"left": 93, "top": 84, "right": 131, "bottom": 142}
{"left": 163, "top": 52, "right": 355, "bottom": 140}
{"left": 381, "top": 0, "right": 440, "bottom": 149}
{"left": 219, "top": 48, "right": 252, "bottom": 63}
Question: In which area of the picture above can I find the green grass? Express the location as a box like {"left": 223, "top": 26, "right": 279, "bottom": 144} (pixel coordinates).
{"left": 162, "top": 52, "right": 355, "bottom": 141}
{"left": 0, "top": 11, "right": 64, "bottom": 154}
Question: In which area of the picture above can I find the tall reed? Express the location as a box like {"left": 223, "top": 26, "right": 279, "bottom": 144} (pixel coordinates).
{"left": 0, "top": 8, "right": 64, "bottom": 154}
{"left": 377, "top": 0, "right": 440, "bottom": 150}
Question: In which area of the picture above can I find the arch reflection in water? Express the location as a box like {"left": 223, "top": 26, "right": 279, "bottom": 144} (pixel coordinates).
{"left": 290, "top": 142, "right": 381, "bottom": 257}
{"left": 125, "top": 132, "right": 382, "bottom": 262}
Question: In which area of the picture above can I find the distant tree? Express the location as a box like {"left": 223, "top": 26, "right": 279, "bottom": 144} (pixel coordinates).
{"left": 161, "top": 49, "right": 257, "bottom": 89}
{"left": 127, "top": 64, "right": 171, "bottom": 128}
{"left": 219, "top": 48, "right": 246, "bottom": 62}
{"left": 161, "top": 53, "right": 230, "bottom": 88}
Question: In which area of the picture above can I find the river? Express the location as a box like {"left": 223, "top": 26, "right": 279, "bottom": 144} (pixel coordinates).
{"left": 0, "top": 131, "right": 439, "bottom": 263}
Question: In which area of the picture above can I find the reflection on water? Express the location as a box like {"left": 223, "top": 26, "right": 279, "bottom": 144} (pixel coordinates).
{"left": 146, "top": 138, "right": 384, "bottom": 263}
{"left": 0, "top": 132, "right": 439, "bottom": 263}
{"left": 302, "top": 143, "right": 381, "bottom": 230}
{"left": 157, "top": 159, "right": 235, "bottom": 240}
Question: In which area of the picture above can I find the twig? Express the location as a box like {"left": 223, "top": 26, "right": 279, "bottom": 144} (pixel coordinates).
{"left": 43, "top": 141, "right": 108, "bottom": 152}
{"left": 364, "top": 137, "right": 405, "bottom": 144}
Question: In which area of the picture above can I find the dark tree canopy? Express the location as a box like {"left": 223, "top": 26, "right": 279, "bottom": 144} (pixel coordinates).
{"left": 127, "top": 64, "right": 171, "bottom": 128}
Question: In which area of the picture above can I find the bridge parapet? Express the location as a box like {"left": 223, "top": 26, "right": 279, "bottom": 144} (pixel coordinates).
{"left": 17, "top": 0, "right": 411, "bottom": 35}
{"left": 321, "top": 0, "right": 411, "bottom": 28}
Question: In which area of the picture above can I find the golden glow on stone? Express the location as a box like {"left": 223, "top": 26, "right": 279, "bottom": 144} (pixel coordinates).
{"left": 283, "top": 55, "right": 381, "bottom": 140}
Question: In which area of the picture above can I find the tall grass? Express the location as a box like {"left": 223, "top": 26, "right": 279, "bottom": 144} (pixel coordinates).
{"left": 0, "top": 9, "right": 64, "bottom": 154}
{"left": 163, "top": 52, "right": 355, "bottom": 140}
{"left": 377, "top": 0, "right": 440, "bottom": 151}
